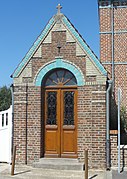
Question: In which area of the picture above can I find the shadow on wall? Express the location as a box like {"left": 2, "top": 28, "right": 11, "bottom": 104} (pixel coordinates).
{"left": 109, "top": 92, "right": 127, "bottom": 171}
{"left": 110, "top": 92, "right": 127, "bottom": 145}
{"left": 110, "top": 92, "right": 118, "bottom": 130}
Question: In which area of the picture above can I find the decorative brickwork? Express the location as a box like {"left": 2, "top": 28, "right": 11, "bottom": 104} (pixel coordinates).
{"left": 12, "top": 12, "right": 107, "bottom": 168}
{"left": 35, "top": 59, "right": 85, "bottom": 86}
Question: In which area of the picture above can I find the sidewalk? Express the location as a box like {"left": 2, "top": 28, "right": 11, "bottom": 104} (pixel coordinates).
{"left": 0, "top": 163, "right": 112, "bottom": 179}
{"left": 0, "top": 163, "right": 11, "bottom": 173}
{"left": 112, "top": 170, "right": 127, "bottom": 179}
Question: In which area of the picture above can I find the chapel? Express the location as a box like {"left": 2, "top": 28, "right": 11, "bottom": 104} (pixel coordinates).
{"left": 12, "top": 1, "right": 127, "bottom": 169}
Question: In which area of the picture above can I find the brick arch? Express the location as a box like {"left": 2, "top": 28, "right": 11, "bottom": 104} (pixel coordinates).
{"left": 35, "top": 58, "right": 85, "bottom": 86}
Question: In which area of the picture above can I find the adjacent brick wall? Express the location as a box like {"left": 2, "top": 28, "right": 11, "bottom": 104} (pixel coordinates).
{"left": 110, "top": 132, "right": 127, "bottom": 168}
{"left": 99, "top": 3, "right": 127, "bottom": 168}
{"left": 99, "top": 6, "right": 127, "bottom": 106}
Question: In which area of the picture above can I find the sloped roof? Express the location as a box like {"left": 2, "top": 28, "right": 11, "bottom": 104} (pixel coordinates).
{"left": 12, "top": 13, "right": 107, "bottom": 78}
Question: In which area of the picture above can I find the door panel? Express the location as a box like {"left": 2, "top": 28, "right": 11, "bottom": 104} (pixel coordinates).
{"left": 44, "top": 89, "right": 77, "bottom": 158}
{"left": 62, "top": 130, "right": 75, "bottom": 152}
{"left": 45, "top": 90, "right": 60, "bottom": 157}
{"left": 61, "top": 90, "right": 77, "bottom": 158}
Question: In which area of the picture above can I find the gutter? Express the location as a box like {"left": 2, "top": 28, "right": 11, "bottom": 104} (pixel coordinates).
{"left": 106, "top": 80, "right": 112, "bottom": 170}
{"left": 106, "top": 1, "right": 114, "bottom": 169}
{"left": 10, "top": 84, "right": 14, "bottom": 160}
{"left": 111, "top": 1, "right": 115, "bottom": 91}
{"left": 25, "top": 84, "right": 28, "bottom": 165}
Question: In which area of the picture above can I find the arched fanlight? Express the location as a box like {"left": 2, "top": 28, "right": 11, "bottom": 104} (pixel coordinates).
{"left": 44, "top": 69, "right": 77, "bottom": 87}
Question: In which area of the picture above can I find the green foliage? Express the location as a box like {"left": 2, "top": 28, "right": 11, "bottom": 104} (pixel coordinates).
{"left": 120, "top": 106, "right": 127, "bottom": 132}
{"left": 0, "top": 86, "right": 12, "bottom": 111}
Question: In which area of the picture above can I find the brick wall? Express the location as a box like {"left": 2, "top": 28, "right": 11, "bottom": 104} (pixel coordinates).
{"left": 110, "top": 132, "right": 127, "bottom": 168}
{"left": 13, "top": 86, "right": 41, "bottom": 163}
{"left": 78, "top": 85, "right": 106, "bottom": 169}
{"left": 99, "top": 6, "right": 127, "bottom": 106}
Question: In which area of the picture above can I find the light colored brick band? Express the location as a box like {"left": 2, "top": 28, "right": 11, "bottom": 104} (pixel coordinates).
{"left": 92, "top": 100, "right": 106, "bottom": 103}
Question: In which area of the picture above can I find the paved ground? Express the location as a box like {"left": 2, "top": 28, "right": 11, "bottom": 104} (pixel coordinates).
{"left": 1, "top": 163, "right": 127, "bottom": 179}
{"left": 0, "top": 163, "right": 110, "bottom": 179}
{"left": 112, "top": 170, "right": 127, "bottom": 179}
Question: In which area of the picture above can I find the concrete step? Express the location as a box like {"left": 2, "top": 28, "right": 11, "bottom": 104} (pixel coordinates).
{"left": 33, "top": 158, "right": 84, "bottom": 171}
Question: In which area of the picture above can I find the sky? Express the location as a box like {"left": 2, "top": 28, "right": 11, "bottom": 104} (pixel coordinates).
{"left": 0, "top": 0, "right": 100, "bottom": 87}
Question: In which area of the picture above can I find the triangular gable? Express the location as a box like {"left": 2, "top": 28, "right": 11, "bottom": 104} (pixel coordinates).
{"left": 12, "top": 14, "right": 107, "bottom": 78}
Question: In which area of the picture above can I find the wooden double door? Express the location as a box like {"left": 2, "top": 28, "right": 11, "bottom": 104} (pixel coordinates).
{"left": 44, "top": 88, "right": 77, "bottom": 158}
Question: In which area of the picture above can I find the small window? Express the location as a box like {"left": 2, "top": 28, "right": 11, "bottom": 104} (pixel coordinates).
{"left": 2, "top": 114, "right": 4, "bottom": 127}
{"left": 6, "top": 113, "right": 8, "bottom": 126}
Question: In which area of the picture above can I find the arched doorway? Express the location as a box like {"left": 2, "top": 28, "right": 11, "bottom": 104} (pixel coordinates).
{"left": 43, "top": 68, "right": 77, "bottom": 158}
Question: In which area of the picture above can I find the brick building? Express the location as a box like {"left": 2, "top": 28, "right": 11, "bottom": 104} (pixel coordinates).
{"left": 11, "top": 4, "right": 107, "bottom": 169}
{"left": 11, "top": 1, "right": 127, "bottom": 169}
{"left": 99, "top": 0, "right": 127, "bottom": 106}
{"left": 98, "top": 0, "right": 127, "bottom": 168}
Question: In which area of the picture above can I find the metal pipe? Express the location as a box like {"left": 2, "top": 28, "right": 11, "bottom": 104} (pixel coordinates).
{"left": 118, "top": 88, "right": 121, "bottom": 173}
{"left": 111, "top": 2, "right": 115, "bottom": 91}
{"left": 106, "top": 80, "right": 112, "bottom": 170}
{"left": 10, "top": 84, "right": 14, "bottom": 160}
{"left": 25, "top": 84, "right": 28, "bottom": 165}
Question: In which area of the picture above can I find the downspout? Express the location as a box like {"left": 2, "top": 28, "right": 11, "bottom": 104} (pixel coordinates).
{"left": 106, "top": 0, "right": 114, "bottom": 170}
{"left": 106, "top": 80, "right": 112, "bottom": 170}
{"left": 25, "top": 84, "right": 28, "bottom": 165}
{"left": 10, "top": 84, "right": 14, "bottom": 160}
{"left": 111, "top": 1, "right": 115, "bottom": 91}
